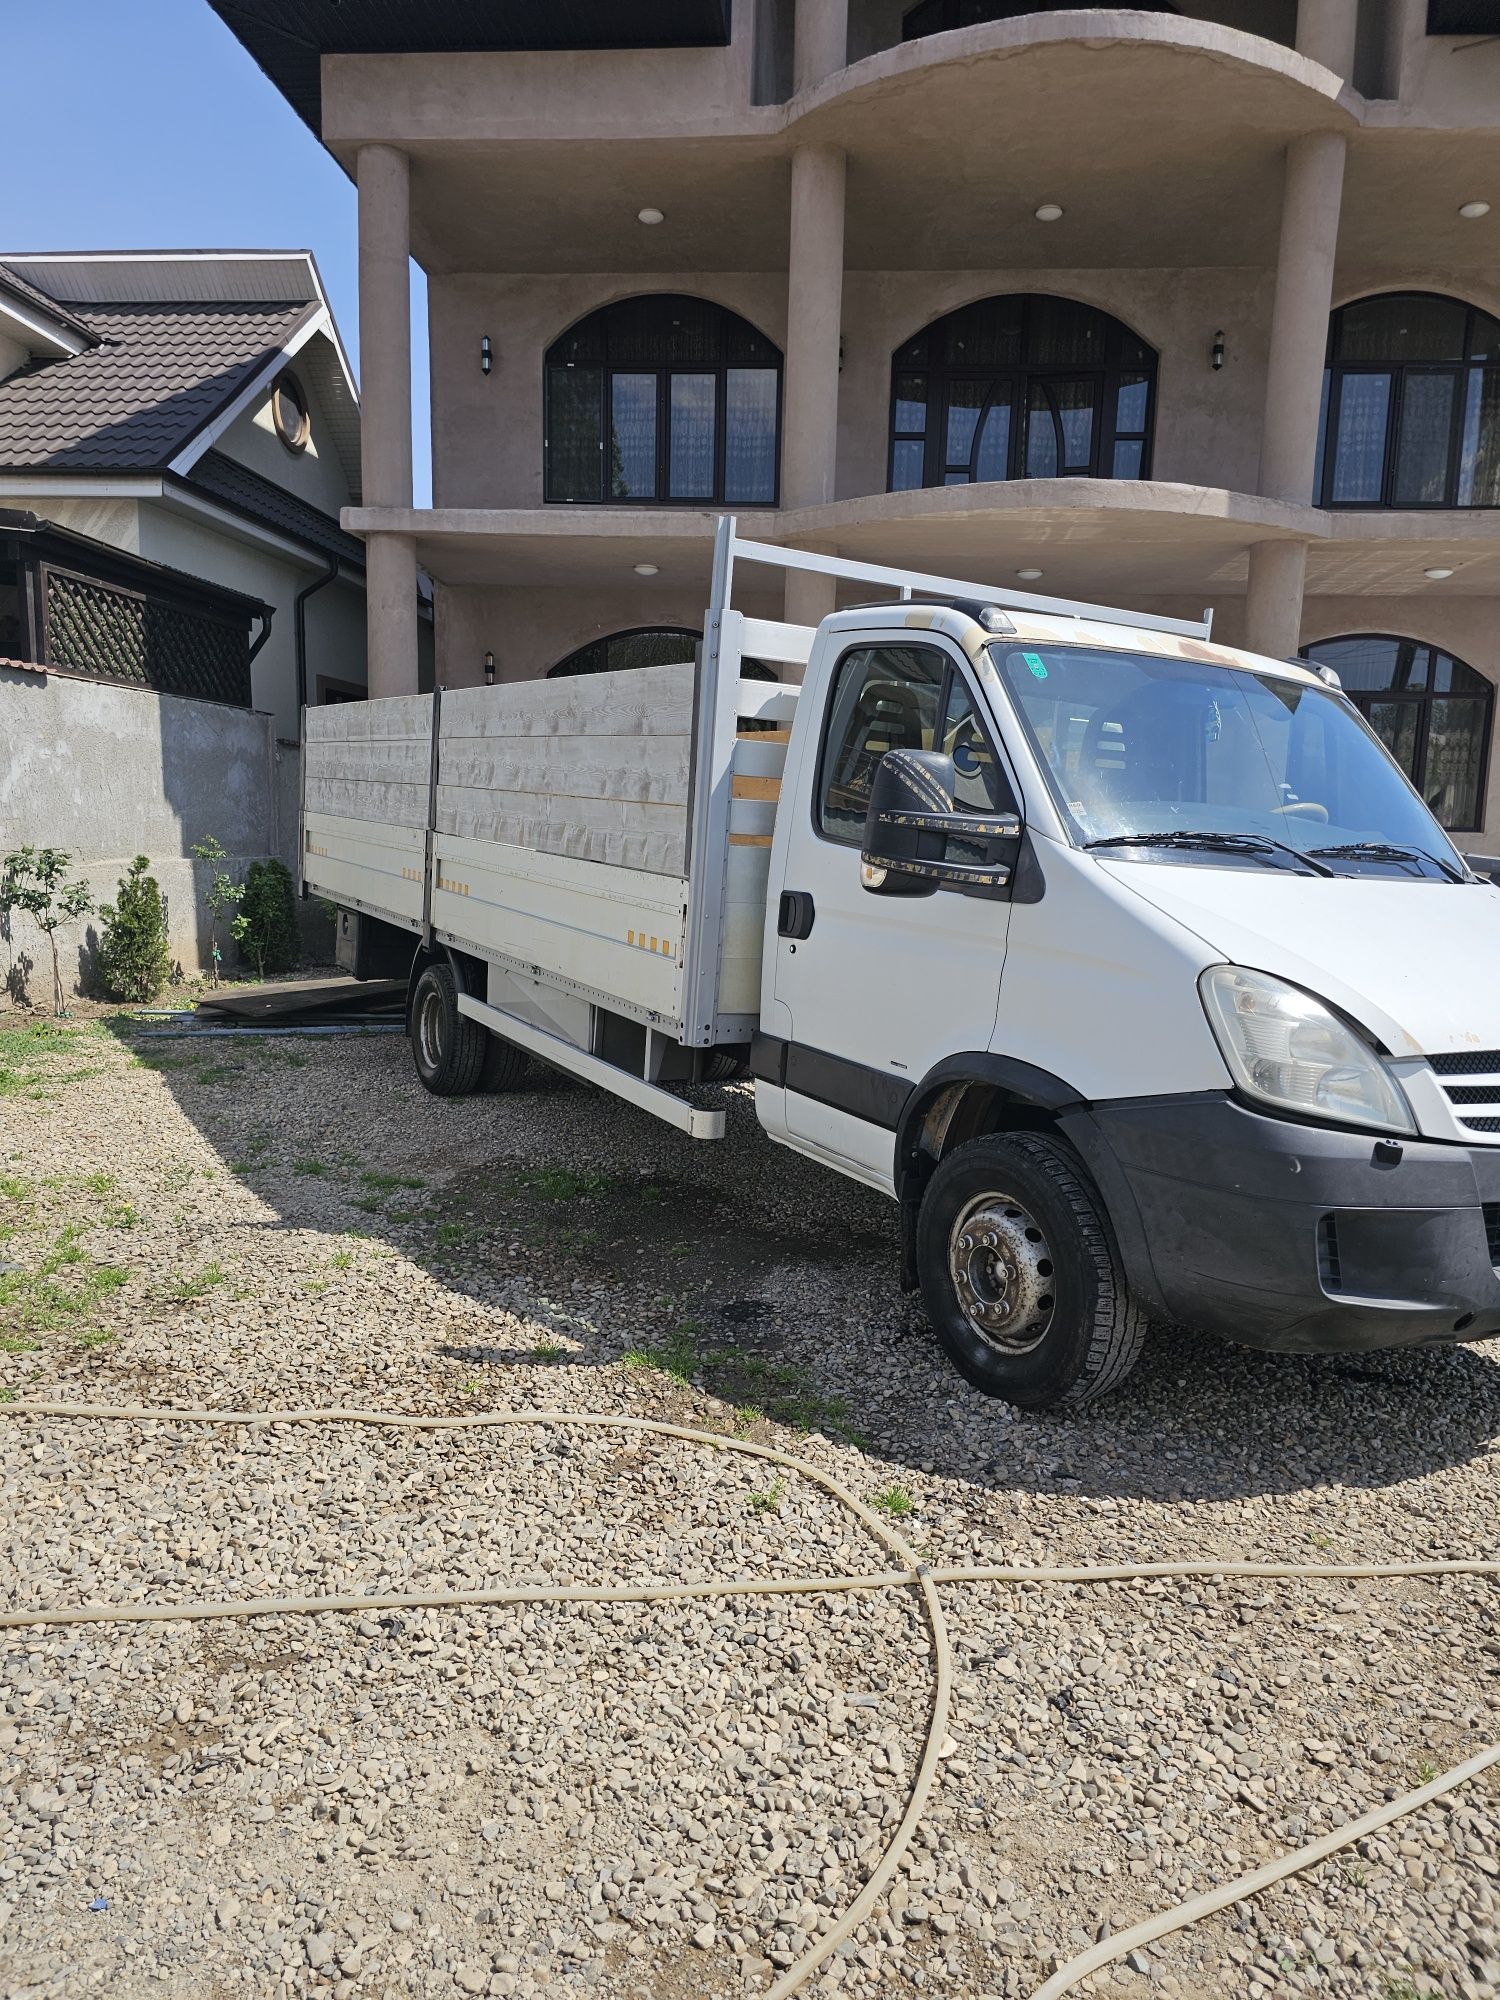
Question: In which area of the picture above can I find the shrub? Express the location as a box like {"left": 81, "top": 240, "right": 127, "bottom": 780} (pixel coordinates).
{"left": 96, "top": 856, "right": 173, "bottom": 1002}
{"left": 0, "top": 847, "right": 93, "bottom": 1015}
{"left": 234, "top": 859, "right": 300, "bottom": 979}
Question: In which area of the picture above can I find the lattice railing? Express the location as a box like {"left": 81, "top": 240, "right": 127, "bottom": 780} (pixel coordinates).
{"left": 43, "top": 567, "right": 252, "bottom": 707}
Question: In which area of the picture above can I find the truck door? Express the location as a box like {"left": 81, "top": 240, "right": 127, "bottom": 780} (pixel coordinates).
{"left": 768, "top": 633, "right": 1014, "bottom": 1185}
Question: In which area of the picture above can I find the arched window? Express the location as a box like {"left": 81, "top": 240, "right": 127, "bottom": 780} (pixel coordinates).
{"left": 1316, "top": 293, "right": 1500, "bottom": 508}
{"left": 1301, "top": 634, "right": 1492, "bottom": 830}
{"left": 548, "top": 627, "right": 780, "bottom": 691}
{"left": 548, "top": 628, "right": 703, "bottom": 678}
{"left": 545, "top": 296, "right": 782, "bottom": 507}
{"left": 902, "top": 0, "right": 1176, "bottom": 36}
{"left": 888, "top": 294, "right": 1156, "bottom": 491}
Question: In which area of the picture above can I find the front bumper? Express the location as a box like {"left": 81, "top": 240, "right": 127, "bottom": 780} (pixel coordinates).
{"left": 1063, "top": 1094, "right": 1500, "bottom": 1354}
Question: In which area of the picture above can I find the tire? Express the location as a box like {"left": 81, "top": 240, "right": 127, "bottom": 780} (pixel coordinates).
{"left": 410, "top": 963, "right": 488, "bottom": 1098}
{"left": 705, "top": 1048, "right": 749, "bottom": 1082}
{"left": 480, "top": 1033, "right": 528, "bottom": 1093}
{"left": 915, "top": 1131, "right": 1145, "bottom": 1409}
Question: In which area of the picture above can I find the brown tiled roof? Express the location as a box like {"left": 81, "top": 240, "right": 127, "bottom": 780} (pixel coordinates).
{"left": 0, "top": 263, "right": 98, "bottom": 345}
{"left": 0, "top": 299, "right": 315, "bottom": 472}
{"left": 183, "top": 450, "right": 365, "bottom": 566}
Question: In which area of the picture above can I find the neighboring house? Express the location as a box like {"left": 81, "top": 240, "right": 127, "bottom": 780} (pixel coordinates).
{"left": 0, "top": 250, "right": 373, "bottom": 742}
{"left": 0, "top": 250, "right": 425, "bottom": 991}
{"left": 211, "top": 0, "right": 1500, "bottom": 847}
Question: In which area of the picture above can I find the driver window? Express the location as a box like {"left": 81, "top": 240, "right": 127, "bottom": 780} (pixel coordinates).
{"left": 818, "top": 644, "right": 945, "bottom": 840}
{"left": 941, "top": 673, "right": 1011, "bottom": 814}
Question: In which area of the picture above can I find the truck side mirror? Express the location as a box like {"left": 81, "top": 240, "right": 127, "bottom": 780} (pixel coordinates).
{"left": 860, "top": 748, "right": 1021, "bottom": 898}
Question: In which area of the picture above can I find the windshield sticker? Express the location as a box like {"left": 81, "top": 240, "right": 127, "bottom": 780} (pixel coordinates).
{"left": 1022, "top": 651, "right": 1049, "bottom": 679}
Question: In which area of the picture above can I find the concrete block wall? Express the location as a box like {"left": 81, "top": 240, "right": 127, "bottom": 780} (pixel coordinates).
{"left": 0, "top": 667, "right": 299, "bottom": 1003}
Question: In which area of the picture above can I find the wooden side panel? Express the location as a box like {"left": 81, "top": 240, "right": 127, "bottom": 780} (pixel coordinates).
{"left": 304, "top": 695, "right": 433, "bottom": 830}
{"left": 436, "top": 662, "right": 696, "bottom": 879}
{"left": 302, "top": 810, "right": 425, "bottom": 927}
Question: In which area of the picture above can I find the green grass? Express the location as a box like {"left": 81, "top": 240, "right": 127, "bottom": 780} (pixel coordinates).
{"left": 1380, "top": 1979, "right": 1441, "bottom": 2000}
{"left": 618, "top": 1323, "right": 865, "bottom": 1445}
{"left": 622, "top": 1326, "right": 699, "bottom": 1382}
{"left": 167, "top": 1261, "right": 226, "bottom": 1303}
{"left": 516, "top": 1166, "right": 612, "bottom": 1202}
{"left": 294, "top": 1158, "right": 330, "bottom": 1178}
{"left": 77, "top": 1329, "right": 114, "bottom": 1351}
{"left": 108, "top": 1203, "right": 141, "bottom": 1230}
{"left": 869, "top": 1484, "right": 915, "bottom": 1519}
{"left": 1415, "top": 1759, "right": 1439, "bottom": 1784}
{"left": 195, "top": 1063, "right": 245, "bottom": 1086}
{"left": 330, "top": 1248, "right": 354, "bottom": 1271}
{"left": 0, "top": 1174, "right": 31, "bottom": 1200}
{"left": 0, "top": 1226, "right": 130, "bottom": 1344}
{"left": 351, "top": 1195, "right": 384, "bottom": 1214}
{"left": 747, "top": 1477, "right": 786, "bottom": 1516}
{"left": 82, "top": 1172, "right": 116, "bottom": 1197}
{"left": 531, "top": 1342, "right": 567, "bottom": 1363}
{"left": 0, "top": 1019, "right": 101, "bottom": 1098}
{"left": 435, "top": 1222, "right": 467, "bottom": 1248}
{"left": 360, "top": 1170, "right": 425, "bottom": 1192}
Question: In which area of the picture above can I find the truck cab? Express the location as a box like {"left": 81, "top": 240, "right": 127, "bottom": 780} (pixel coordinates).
{"left": 752, "top": 592, "right": 1500, "bottom": 1407}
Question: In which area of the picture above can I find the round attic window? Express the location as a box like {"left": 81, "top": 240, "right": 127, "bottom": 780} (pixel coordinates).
{"left": 271, "top": 369, "right": 310, "bottom": 452}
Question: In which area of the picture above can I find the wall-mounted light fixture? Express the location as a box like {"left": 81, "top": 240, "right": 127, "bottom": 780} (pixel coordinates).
{"left": 480, "top": 336, "right": 493, "bottom": 375}
{"left": 484, "top": 650, "right": 496, "bottom": 684}
{"left": 1211, "top": 330, "right": 1225, "bottom": 371}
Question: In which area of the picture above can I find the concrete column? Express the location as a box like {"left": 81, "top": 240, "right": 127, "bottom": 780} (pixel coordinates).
{"left": 357, "top": 145, "right": 414, "bottom": 508}
{"left": 1258, "top": 130, "right": 1346, "bottom": 504}
{"left": 781, "top": 145, "right": 846, "bottom": 626}
{"left": 795, "top": 0, "right": 850, "bottom": 93}
{"left": 1244, "top": 538, "right": 1309, "bottom": 661}
{"left": 365, "top": 533, "right": 419, "bottom": 702}
{"left": 357, "top": 145, "right": 418, "bottom": 697}
{"left": 1295, "top": 0, "right": 1358, "bottom": 78}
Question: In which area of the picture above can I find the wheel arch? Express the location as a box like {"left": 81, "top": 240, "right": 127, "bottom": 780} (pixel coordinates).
{"left": 404, "top": 939, "right": 488, "bottom": 1034}
{"left": 893, "top": 1053, "right": 1087, "bottom": 1290}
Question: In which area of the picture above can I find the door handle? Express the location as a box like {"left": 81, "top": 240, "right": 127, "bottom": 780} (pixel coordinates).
{"left": 777, "top": 890, "right": 815, "bottom": 940}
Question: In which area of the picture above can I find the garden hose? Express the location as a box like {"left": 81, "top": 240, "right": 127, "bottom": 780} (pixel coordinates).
{"left": 1, "top": 1400, "right": 1495, "bottom": 2000}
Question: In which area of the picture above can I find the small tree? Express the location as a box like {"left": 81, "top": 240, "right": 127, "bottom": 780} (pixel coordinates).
{"left": 189, "top": 835, "right": 243, "bottom": 987}
{"left": 96, "top": 856, "right": 173, "bottom": 1003}
{"left": 233, "top": 859, "right": 300, "bottom": 980}
{"left": 0, "top": 847, "right": 94, "bottom": 1015}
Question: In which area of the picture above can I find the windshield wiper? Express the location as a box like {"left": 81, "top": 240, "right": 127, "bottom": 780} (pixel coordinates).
{"left": 1307, "top": 840, "right": 1466, "bottom": 884}
{"left": 1084, "top": 830, "right": 1334, "bottom": 877}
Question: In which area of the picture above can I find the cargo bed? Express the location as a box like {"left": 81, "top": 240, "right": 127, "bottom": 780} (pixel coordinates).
{"left": 302, "top": 601, "right": 809, "bottom": 1129}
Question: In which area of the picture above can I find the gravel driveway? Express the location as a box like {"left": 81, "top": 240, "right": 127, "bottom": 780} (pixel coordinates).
{"left": 1, "top": 1012, "right": 1496, "bottom": 2000}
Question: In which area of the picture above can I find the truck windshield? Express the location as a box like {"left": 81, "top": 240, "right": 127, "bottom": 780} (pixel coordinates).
{"left": 990, "top": 642, "right": 1466, "bottom": 880}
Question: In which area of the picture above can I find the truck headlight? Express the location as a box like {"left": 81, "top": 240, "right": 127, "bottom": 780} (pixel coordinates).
{"left": 1199, "top": 966, "right": 1415, "bottom": 1136}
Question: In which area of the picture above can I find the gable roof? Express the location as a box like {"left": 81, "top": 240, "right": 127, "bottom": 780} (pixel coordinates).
{"left": 0, "top": 252, "right": 361, "bottom": 496}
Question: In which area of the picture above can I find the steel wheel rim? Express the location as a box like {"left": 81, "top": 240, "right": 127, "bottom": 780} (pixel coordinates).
{"left": 417, "top": 987, "right": 446, "bottom": 1073}
{"left": 948, "top": 1189, "right": 1056, "bottom": 1355}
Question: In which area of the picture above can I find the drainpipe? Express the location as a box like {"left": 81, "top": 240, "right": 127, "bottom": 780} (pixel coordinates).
{"left": 294, "top": 557, "right": 340, "bottom": 728}
{"left": 248, "top": 604, "right": 275, "bottom": 668}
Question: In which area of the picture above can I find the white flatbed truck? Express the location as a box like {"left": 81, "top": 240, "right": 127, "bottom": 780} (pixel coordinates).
{"left": 304, "top": 519, "right": 1500, "bottom": 1406}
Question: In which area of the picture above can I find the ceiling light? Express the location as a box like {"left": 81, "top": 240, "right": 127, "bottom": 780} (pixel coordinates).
{"left": 634, "top": 563, "right": 659, "bottom": 577}
{"left": 1459, "top": 201, "right": 1491, "bottom": 219}
{"left": 1424, "top": 566, "right": 1454, "bottom": 580}
{"left": 1016, "top": 567, "right": 1044, "bottom": 581}
{"left": 1033, "top": 203, "right": 1064, "bottom": 223}
{"left": 637, "top": 207, "right": 665, "bottom": 225}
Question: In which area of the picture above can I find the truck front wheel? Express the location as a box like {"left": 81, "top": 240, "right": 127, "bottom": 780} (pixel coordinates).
{"left": 411, "top": 963, "right": 488, "bottom": 1097}
{"left": 915, "top": 1132, "right": 1145, "bottom": 1408}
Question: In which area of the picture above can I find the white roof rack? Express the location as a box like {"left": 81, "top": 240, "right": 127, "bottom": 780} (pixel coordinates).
{"left": 715, "top": 517, "right": 1213, "bottom": 642}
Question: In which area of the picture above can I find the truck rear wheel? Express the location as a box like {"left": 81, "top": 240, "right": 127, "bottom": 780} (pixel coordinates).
{"left": 411, "top": 963, "right": 488, "bottom": 1097}
{"left": 480, "top": 1034, "right": 528, "bottom": 1093}
{"left": 915, "top": 1132, "right": 1145, "bottom": 1408}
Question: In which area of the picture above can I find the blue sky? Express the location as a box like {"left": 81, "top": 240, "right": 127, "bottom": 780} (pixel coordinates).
{"left": 9, "top": 0, "right": 433, "bottom": 504}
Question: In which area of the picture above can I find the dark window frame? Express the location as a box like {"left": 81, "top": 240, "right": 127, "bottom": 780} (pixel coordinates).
{"left": 1317, "top": 292, "right": 1500, "bottom": 511}
{"left": 1300, "top": 632, "right": 1493, "bottom": 832}
{"left": 813, "top": 637, "right": 1016, "bottom": 858}
{"left": 544, "top": 295, "right": 783, "bottom": 508}
{"left": 902, "top": 0, "right": 1177, "bottom": 35}
{"left": 886, "top": 294, "right": 1158, "bottom": 493}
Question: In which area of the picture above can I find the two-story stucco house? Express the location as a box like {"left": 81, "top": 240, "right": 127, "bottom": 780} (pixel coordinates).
{"left": 213, "top": 0, "right": 1500, "bottom": 848}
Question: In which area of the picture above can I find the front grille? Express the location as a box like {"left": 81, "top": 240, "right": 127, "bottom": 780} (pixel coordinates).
{"left": 1317, "top": 1213, "right": 1342, "bottom": 1290}
{"left": 1485, "top": 1204, "right": 1500, "bottom": 1267}
{"left": 1459, "top": 1115, "right": 1500, "bottom": 1133}
{"left": 1430, "top": 1050, "right": 1500, "bottom": 1076}
{"left": 1445, "top": 1084, "right": 1500, "bottom": 1105}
